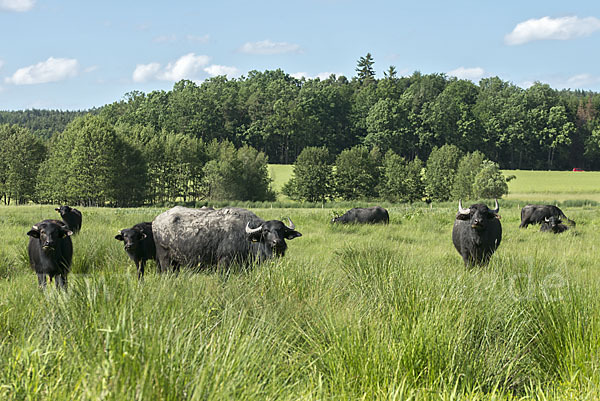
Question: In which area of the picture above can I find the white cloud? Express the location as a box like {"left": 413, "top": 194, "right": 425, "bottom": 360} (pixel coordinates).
{"left": 505, "top": 16, "right": 600, "bottom": 45}
{"left": 132, "top": 53, "right": 211, "bottom": 82}
{"left": 447, "top": 66, "right": 485, "bottom": 81}
{"left": 5, "top": 57, "right": 79, "bottom": 85}
{"left": 564, "top": 73, "right": 600, "bottom": 88}
{"left": 187, "top": 34, "right": 210, "bottom": 44}
{"left": 160, "top": 53, "right": 210, "bottom": 81}
{"left": 154, "top": 34, "right": 177, "bottom": 43}
{"left": 238, "top": 40, "right": 302, "bottom": 55}
{"left": 0, "top": 59, "right": 4, "bottom": 70}
{"left": 132, "top": 62, "right": 161, "bottom": 83}
{"left": 0, "top": 0, "right": 35, "bottom": 12}
{"left": 204, "top": 64, "right": 240, "bottom": 78}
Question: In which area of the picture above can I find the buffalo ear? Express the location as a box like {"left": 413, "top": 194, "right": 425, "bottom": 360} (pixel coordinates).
{"left": 27, "top": 227, "right": 40, "bottom": 238}
{"left": 115, "top": 234, "right": 124, "bottom": 241}
{"left": 285, "top": 230, "right": 302, "bottom": 240}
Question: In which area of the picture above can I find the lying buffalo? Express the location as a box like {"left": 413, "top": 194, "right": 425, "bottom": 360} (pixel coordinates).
{"left": 452, "top": 199, "right": 502, "bottom": 267}
{"left": 519, "top": 204, "right": 575, "bottom": 228}
{"left": 152, "top": 206, "right": 302, "bottom": 271}
{"left": 331, "top": 206, "right": 389, "bottom": 224}
{"left": 540, "top": 216, "right": 569, "bottom": 234}
{"left": 27, "top": 219, "right": 73, "bottom": 288}
{"left": 115, "top": 222, "right": 159, "bottom": 279}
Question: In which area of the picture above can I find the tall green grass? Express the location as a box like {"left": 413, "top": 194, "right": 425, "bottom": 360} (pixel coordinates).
{"left": 1, "top": 204, "right": 600, "bottom": 399}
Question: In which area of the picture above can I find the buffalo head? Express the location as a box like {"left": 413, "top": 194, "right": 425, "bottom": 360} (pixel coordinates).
{"left": 27, "top": 221, "right": 73, "bottom": 254}
{"left": 245, "top": 217, "right": 302, "bottom": 256}
{"left": 456, "top": 199, "right": 500, "bottom": 229}
{"left": 115, "top": 228, "right": 147, "bottom": 251}
{"left": 55, "top": 205, "right": 73, "bottom": 217}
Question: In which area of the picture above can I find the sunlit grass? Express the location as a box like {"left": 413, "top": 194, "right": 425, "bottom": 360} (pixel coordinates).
{"left": 1, "top": 204, "right": 600, "bottom": 399}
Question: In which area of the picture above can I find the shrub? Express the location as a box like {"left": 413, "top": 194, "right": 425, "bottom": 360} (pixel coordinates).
{"left": 424, "top": 144, "right": 463, "bottom": 201}
{"left": 282, "top": 146, "right": 333, "bottom": 202}
{"left": 451, "top": 151, "right": 486, "bottom": 200}
{"left": 380, "top": 151, "right": 424, "bottom": 202}
{"left": 334, "top": 145, "right": 381, "bottom": 200}
{"left": 473, "top": 160, "right": 509, "bottom": 199}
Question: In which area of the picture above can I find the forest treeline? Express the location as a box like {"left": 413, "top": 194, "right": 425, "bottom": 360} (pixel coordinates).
{"left": 1, "top": 54, "right": 600, "bottom": 205}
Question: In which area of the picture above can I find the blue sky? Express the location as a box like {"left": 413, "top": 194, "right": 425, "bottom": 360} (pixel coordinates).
{"left": 1, "top": 0, "right": 600, "bottom": 110}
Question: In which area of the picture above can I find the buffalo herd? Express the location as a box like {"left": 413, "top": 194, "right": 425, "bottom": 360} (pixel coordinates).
{"left": 25, "top": 201, "right": 576, "bottom": 287}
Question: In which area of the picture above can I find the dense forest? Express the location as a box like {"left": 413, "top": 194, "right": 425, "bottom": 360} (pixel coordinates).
{"left": 1, "top": 54, "right": 600, "bottom": 205}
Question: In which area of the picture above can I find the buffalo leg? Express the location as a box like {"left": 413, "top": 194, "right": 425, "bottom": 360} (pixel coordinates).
{"left": 55, "top": 274, "right": 67, "bottom": 289}
{"left": 37, "top": 273, "right": 47, "bottom": 288}
{"left": 137, "top": 260, "right": 145, "bottom": 280}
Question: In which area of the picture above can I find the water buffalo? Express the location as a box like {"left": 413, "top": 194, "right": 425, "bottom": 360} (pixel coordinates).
{"left": 519, "top": 204, "right": 575, "bottom": 228}
{"left": 540, "top": 216, "right": 569, "bottom": 234}
{"left": 331, "top": 206, "right": 389, "bottom": 224}
{"left": 55, "top": 205, "right": 82, "bottom": 233}
{"left": 452, "top": 199, "right": 502, "bottom": 267}
{"left": 27, "top": 219, "right": 73, "bottom": 288}
{"left": 152, "top": 206, "right": 302, "bottom": 271}
{"left": 115, "top": 222, "right": 159, "bottom": 279}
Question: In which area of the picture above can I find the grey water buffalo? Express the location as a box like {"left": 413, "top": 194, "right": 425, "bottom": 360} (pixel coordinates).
{"left": 540, "top": 216, "right": 569, "bottom": 234}
{"left": 115, "top": 222, "right": 159, "bottom": 279}
{"left": 27, "top": 219, "right": 73, "bottom": 288}
{"left": 519, "top": 204, "right": 575, "bottom": 228}
{"left": 452, "top": 199, "right": 502, "bottom": 267}
{"left": 55, "top": 205, "right": 82, "bottom": 233}
{"left": 152, "top": 206, "right": 302, "bottom": 271}
{"left": 331, "top": 206, "right": 389, "bottom": 224}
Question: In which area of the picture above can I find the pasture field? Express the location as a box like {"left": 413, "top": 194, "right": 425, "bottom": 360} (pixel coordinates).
{"left": 1, "top": 203, "right": 600, "bottom": 400}
{"left": 504, "top": 170, "right": 600, "bottom": 202}
{"left": 268, "top": 165, "right": 600, "bottom": 203}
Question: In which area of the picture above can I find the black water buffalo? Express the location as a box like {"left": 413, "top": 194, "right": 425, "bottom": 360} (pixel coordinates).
{"left": 55, "top": 205, "right": 82, "bottom": 233}
{"left": 452, "top": 199, "right": 502, "bottom": 267}
{"left": 540, "top": 216, "right": 569, "bottom": 234}
{"left": 115, "top": 222, "right": 159, "bottom": 279}
{"left": 331, "top": 206, "right": 389, "bottom": 224}
{"left": 27, "top": 219, "right": 73, "bottom": 288}
{"left": 519, "top": 204, "right": 575, "bottom": 228}
{"left": 152, "top": 206, "right": 302, "bottom": 271}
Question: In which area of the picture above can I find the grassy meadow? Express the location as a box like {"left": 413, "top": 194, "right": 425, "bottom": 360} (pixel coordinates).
{"left": 1, "top": 199, "right": 600, "bottom": 400}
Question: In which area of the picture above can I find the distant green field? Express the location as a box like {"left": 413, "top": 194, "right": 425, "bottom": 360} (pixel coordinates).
{"left": 268, "top": 164, "right": 294, "bottom": 192}
{"left": 503, "top": 170, "right": 600, "bottom": 202}
{"left": 269, "top": 165, "right": 600, "bottom": 202}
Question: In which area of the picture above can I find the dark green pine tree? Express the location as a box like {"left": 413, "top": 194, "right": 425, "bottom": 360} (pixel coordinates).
{"left": 356, "top": 53, "right": 376, "bottom": 84}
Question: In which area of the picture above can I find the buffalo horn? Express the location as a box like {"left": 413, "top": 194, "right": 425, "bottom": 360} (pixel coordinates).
{"left": 458, "top": 200, "right": 470, "bottom": 215}
{"left": 286, "top": 217, "right": 295, "bottom": 230}
{"left": 491, "top": 198, "right": 500, "bottom": 214}
{"left": 245, "top": 222, "right": 262, "bottom": 234}
{"left": 545, "top": 217, "right": 550, "bottom": 222}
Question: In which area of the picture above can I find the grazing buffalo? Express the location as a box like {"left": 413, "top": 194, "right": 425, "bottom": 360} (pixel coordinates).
{"left": 540, "top": 216, "right": 569, "bottom": 234}
{"left": 452, "top": 199, "right": 502, "bottom": 267}
{"left": 27, "top": 219, "right": 73, "bottom": 288}
{"left": 152, "top": 206, "right": 302, "bottom": 271}
{"left": 519, "top": 204, "right": 575, "bottom": 228}
{"left": 331, "top": 206, "right": 389, "bottom": 224}
{"left": 55, "top": 205, "right": 82, "bottom": 233}
{"left": 115, "top": 222, "right": 159, "bottom": 279}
